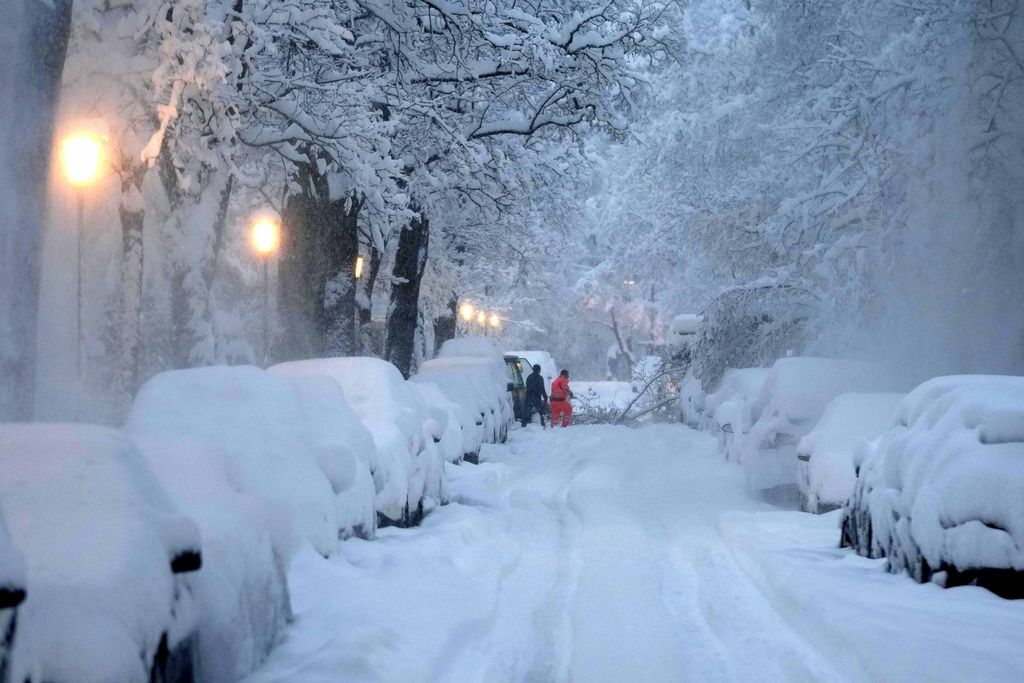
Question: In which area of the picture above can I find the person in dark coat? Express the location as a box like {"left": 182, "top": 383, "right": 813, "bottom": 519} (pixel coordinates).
{"left": 523, "top": 364, "right": 548, "bottom": 427}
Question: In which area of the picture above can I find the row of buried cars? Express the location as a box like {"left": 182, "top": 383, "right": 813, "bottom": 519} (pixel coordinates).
{"left": 0, "top": 338, "right": 515, "bottom": 682}
{"left": 681, "top": 358, "right": 1024, "bottom": 598}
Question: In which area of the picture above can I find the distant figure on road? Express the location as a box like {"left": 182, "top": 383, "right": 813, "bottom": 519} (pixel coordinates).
{"left": 550, "top": 369, "right": 575, "bottom": 428}
{"left": 523, "top": 364, "right": 548, "bottom": 428}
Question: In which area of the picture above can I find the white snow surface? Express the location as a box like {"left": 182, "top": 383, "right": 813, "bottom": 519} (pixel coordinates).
{"left": 271, "top": 357, "right": 439, "bottom": 522}
{"left": 438, "top": 336, "right": 504, "bottom": 361}
{"left": 573, "top": 380, "right": 634, "bottom": 411}
{"left": 0, "top": 504, "right": 24, "bottom": 593}
{"left": 0, "top": 424, "right": 200, "bottom": 683}
{"left": 796, "top": 393, "right": 904, "bottom": 511}
{"left": 851, "top": 375, "right": 1024, "bottom": 573}
{"left": 244, "top": 424, "right": 1024, "bottom": 683}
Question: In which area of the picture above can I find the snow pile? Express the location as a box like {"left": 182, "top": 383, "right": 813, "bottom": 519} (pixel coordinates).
{"left": 272, "top": 357, "right": 441, "bottom": 525}
{"left": 795, "top": 393, "right": 904, "bottom": 513}
{"left": 842, "top": 375, "right": 1024, "bottom": 597}
{"left": 0, "top": 424, "right": 201, "bottom": 682}
{"left": 270, "top": 371, "right": 378, "bottom": 539}
{"left": 740, "top": 357, "right": 896, "bottom": 503}
{"left": 703, "top": 367, "right": 770, "bottom": 462}
{"left": 506, "top": 349, "right": 558, "bottom": 385}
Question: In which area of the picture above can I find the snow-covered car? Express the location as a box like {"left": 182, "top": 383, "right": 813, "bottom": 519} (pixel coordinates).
{"left": 841, "top": 376, "right": 1024, "bottom": 598}
{"left": 411, "top": 381, "right": 466, "bottom": 465}
{"left": 795, "top": 392, "right": 904, "bottom": 513}
{"left": 703, "top": 367, "right": 770, "bottom": 462}
{"left": 504, "top": 355, "right": 528, "bottom": 423}
{"left": 740, "top": 357, "right": 896, "bottom": 505}
{"left": 0, "top": 424, "right": 202, "bottom": 683}
{"left": 271, "top": 357, "right": 444, "bottom": 526}
{"left": 0, "top": 508, "right": 26, "bottom": 682}
{"left": 270, "top": 371, "right": 379, "bottom": 539}
{"left": 506, "top": 349, "right": 558, "bottom": 387}
{"left": 432, "top": 337, "right": 516, "bottom": 444}
{"left": 413, "top": 357, "right": 509, "bottom": 460}
{"left": 668, "top": 313, "right": 701, "bottom": 348}
{"left": 126, "top": 366, "right": 340, "bottom": 680}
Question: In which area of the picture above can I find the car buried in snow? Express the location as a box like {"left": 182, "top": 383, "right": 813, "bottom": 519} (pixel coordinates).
{"left": 0, "top": 424, "right": 203, "bottom": 682}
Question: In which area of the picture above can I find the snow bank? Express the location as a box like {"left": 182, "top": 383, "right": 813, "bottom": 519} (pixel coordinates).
{"left": 741, "top": 358, "right": 896, "bottom": 503}
{"left": 796, "top": 393, "right": 904, "bottom": 513}
{"left": 270, "top": 371, "right": 378, "bottom": 539}
{"left": 842, "top": 375, "right": 1024, "bottom": 597}
{"left": 703, "top": 367, "right": 770, "bottom": 462}
{"left": 0, "top": 424, "right": 201, "bottom": 682}
{"left": 271, "top": 357, "right": 439, "bottom": 525}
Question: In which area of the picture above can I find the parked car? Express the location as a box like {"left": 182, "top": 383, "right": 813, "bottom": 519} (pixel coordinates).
{"left": 0, "top": 508, "right": 26, "bottom": 683}
{"left": 795, "top": 392, "right": 904, "bottom": 513}
{"left": 437, "top": 337, "right": 516, "bottom": 439}
{"left": 504, "top": 354, "right": 528, "bottom": 423}
{"left": 0, "top": 424, "right": 203, "bottom": 682}
{"left": 506, "top": 349, "right": 558, "bottom": 387}
{"left": 270, "top": 357, "right": 444, "bottom": 527}
{"left": 842, "top": 376, "right": 1024, "bottom": 598}
{"left": 703, "top": 367, "right": 770, "bottom": 462}
{"left": 740, "top": 357, "right": 896, "bottom": 506}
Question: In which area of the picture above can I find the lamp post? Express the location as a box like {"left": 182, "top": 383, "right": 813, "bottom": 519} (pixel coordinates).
{"left": 250, "top": 214, "right": 281, "bottom": 365}
{"left": 60, "top": 130, "right": 104, "bottom": 382}
{"left": 353, "top": 255, "right": 364, "bottom": 353}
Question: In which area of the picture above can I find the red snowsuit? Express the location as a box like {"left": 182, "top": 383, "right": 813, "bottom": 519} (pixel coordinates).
{"left": 550, "top": 375, "right": 573, "bottom": 427}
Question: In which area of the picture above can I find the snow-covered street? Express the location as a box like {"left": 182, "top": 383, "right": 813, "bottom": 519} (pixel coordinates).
{"left": 244, "top": 424, "right": 1024, "bottom": 683}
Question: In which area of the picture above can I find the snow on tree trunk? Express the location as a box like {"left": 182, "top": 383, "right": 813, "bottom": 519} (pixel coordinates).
{"left": 384, "top": 214, "right": 430, "bottom": 378}
{"left": 0, "top": 0, "right": 72, "bottom": 421}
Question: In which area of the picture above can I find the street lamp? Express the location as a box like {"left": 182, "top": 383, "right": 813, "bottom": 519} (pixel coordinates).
{"left": 460, "top": 302, "right": 474, "bottom": 321}
{"left": 476, "top": 310, "right": 486, "bottom": 331}
{"left": 250, "top": 213, "right": 281, "bottom": 365}
{"left": 489, "top": 313, "right": 500, "bottom": 328}
{"left": 353, "top": 255, "right": 365, "bottom": 353}
{"left": 60, "top": 130, "right": 105, "bottom": 382}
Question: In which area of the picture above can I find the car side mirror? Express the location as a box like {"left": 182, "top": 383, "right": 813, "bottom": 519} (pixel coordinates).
{"left": 171, "top": 549, "right": 202, "bottom": 574}
{"left": 0, "top": 586, "right": 26, "bottom": 609}
{"left": 507, "top": 382, "right": 514, "bottom": 391}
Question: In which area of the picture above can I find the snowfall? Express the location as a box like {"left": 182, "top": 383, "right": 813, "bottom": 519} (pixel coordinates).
{"left": 242, "top": 424, "right": 1024, "bottom": 683}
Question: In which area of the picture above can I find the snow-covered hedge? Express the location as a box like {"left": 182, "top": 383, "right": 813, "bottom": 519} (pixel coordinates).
{"left": 271, "top": 357, "right": 445, "bottom": 526}
{"left": 841, "top": 376, "right": 1024, "bottom": 598}
{"left": 0, "top": 424, "right": 202, "bottom": 682}
{"left": 795, "top": 393, "right": 904, "bottom": 513}
{"left": 739, "top": 357, "right": 895, "bottom": 505}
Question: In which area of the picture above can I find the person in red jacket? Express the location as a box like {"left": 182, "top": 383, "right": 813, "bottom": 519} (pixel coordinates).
{"left": 549, "top": 369, "right": 574, "bottom": 428}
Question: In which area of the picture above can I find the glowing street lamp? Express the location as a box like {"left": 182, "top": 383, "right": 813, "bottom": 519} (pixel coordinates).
{"left": 460, "top": 302, "right": 474, "bottom": 321}
{"left": 250, "top": 213, "right": 281, "bottom": 364}
{"left": 489, "top": 313, "right": 500, "bottom": 328}
{"left": 60, "top": 129, "right": 105, "bottom": 382}
{"left": 354, "top": 255, "right": 365, "bottom": 280}
{"left": 476, "top": 310, "right": 487, "bottom": 327}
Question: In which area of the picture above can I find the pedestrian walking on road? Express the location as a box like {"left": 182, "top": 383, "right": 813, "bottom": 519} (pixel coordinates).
{"left": 550, "top": 369, "right": 574, "bottom": 428}
{"left": 522, "top": 364, "right": 548, "bottom": 428}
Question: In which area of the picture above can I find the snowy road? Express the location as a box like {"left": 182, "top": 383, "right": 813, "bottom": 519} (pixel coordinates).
{"left": 245, "top": 425, "right": 1024, "bottom": 683}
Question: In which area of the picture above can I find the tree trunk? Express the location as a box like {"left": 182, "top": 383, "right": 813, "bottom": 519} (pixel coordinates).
{"left": 356, "top": 243, "right": 382, "bottom": 354}
{"left": 383, "top": 214, "right": 430, "bottom": 378}
{"left": 0, "top": 0, "right": 73, "bottom": 420}
{"left": 278, "top": 164, "right": 360, "bottom": 361}
{"left": 115, "top": 161, "right": 147, "bottom": 410}
{"left": 433, "top": 296, "right": 458, "bottom": 355}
